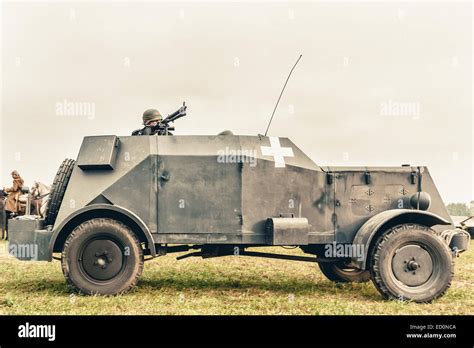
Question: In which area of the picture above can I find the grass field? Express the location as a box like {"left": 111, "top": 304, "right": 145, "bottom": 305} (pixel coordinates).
{"left": 0, "top": 240, "right": 472, "bottom": 315}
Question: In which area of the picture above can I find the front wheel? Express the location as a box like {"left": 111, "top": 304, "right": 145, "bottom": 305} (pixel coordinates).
{"left": 61, "top": 218, "right": 144, "bottom": 295}
{"left": 370, "top": 224, "right": 453, "bottom": 303}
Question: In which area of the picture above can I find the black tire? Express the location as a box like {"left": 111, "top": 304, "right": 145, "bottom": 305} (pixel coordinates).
{"left": 319, "top": 260, "right": 371, "bottom": 283}
{"left": 45, "top": 159, "right": 75, "bottom": 226}
{"left": 370, "top": 224, "right": 453, "bottom": 303}
{"left": 61, "top": 218, "right": 144, "bottom": 295}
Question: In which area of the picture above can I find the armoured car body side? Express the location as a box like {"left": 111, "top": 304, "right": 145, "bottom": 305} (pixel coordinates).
{"left": 8, "top": 134, "right": 470, "bottom": 301}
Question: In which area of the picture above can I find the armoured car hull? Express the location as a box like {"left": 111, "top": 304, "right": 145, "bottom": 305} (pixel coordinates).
{"left": 8, "top": 134, "right": 470, "bottom": 301}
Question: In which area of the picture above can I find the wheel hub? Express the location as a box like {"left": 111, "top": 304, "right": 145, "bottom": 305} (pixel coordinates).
{"left": 81, "top": 240, "right": 124, "bottom": 281}
{"left": 407, "top": 260, "right": 419, "bottom": 271}
{"left": 392, "top": 244, "right": 434, "bottom": 287}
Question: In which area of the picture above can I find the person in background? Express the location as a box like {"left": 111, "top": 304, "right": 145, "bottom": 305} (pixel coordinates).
{"left": 3, "top": 170, "right": 24, "bottom": 216}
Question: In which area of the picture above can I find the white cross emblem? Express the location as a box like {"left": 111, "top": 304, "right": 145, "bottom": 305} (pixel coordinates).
{"left": 260, "top": 137, "right": 294, "bottom": 168}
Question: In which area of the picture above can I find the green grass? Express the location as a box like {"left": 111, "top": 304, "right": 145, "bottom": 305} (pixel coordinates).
{"left": 0, "top": 240, "right": 472, "bottom": 315}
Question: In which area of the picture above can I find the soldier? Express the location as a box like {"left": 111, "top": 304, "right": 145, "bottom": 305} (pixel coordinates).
{"left": 132, "top": 109, "right": 163, "bottom": 136}
{"left": 3, "top": 170, "right": 24, "bottom": 216}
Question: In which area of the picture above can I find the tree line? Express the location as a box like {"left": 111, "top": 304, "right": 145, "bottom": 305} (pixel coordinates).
{"left": 446, "top": 201, "right": 474, "bottom": 216}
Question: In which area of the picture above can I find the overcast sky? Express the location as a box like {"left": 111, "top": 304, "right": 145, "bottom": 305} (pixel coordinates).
{"left": 1, "top": 1, "right": 472, "bottom": 203}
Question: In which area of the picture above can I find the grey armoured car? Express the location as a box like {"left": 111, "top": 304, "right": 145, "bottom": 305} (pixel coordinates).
{"left": 8, "top": 132, "right": 470, "bottom": 302}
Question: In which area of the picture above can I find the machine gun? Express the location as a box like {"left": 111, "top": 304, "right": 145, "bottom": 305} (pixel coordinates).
{"left": 157, "top": 101, "right": 187, "bottom": 134}
{"left": 132, "top": 102, "right": 187, "bottom": 136}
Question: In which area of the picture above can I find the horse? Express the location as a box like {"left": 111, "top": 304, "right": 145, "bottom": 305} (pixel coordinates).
{"left": 0, "top": 182, "right": 51, "bottom": 240}
{"left": 30, "top": 181, "right": 51, "bottom": 218}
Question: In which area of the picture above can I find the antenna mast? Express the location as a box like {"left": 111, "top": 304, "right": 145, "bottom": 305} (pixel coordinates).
{"left": 264, "top": 54, "right": 302, "bottom": 136}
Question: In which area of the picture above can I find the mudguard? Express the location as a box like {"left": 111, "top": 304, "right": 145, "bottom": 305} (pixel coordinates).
{"left": 48, "top": 204, "right": 156, "bottom": 260}
{"left": 350, "top": 209, "right": 452, "bottom": 269}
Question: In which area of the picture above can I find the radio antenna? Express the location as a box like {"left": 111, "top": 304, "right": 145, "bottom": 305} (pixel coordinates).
{"left": 264, "top": 54, "right": 302, "bottom": 136}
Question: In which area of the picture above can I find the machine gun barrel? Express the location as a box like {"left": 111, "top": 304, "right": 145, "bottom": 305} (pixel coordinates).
{"left": 162, "top": 101, "right": 187, "bottom": 124}
{"left": 141, "top": 101, "right": 187, "bottom": 135}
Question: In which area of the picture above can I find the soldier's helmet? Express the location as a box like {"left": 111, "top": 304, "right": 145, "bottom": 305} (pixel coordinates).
{"left": 142, "top": 108, "right": 162, "bottom": 125}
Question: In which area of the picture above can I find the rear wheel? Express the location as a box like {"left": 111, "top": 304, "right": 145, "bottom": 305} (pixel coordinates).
{"left": 61, "top": 218, "right": 144, "bottom": 295}
{"left": 319, "top": 260, "right": 371, "bottom": 283}
{"left": 370, "top": 223, "right": 453, "bottom": 303}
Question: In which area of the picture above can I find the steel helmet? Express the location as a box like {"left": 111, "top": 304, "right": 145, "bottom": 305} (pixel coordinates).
{"left": 142, "top": 108, "right": 162, "bottom": 125}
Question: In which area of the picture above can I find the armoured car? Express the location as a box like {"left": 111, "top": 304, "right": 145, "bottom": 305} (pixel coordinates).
{"left": 8, "top": 132, "right": 470, "bottom": 302}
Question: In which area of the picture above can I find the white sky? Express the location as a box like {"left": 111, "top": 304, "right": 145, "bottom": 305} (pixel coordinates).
{"left": 1, "top": 1, "right": 472, "bottom": 203}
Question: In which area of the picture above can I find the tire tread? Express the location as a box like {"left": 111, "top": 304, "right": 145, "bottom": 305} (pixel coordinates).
{"left": 61, "top": 218, "right": 144, "bottom": 295}
{"left": 370, "top": 223, "right": 454, "bottom": 303}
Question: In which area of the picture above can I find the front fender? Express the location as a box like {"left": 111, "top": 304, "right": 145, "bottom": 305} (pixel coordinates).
{"left": 48, "top": 204, "right": 156, "bottom": 260}
{"left": 351, "top": 209, "right": 452, "bottom": 269}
